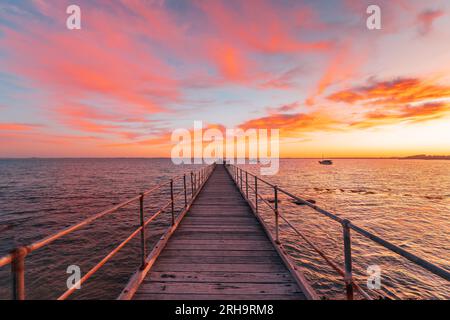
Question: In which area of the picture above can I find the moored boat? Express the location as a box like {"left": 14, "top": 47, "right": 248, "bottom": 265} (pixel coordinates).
{"left": 319, "top": 159, "right": 333, "bottom": 165}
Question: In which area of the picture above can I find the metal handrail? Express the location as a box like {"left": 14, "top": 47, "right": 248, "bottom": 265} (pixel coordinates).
{"left": 0, "top": 163, "right": 216, "bottom": 300}
{"left": 226, "top": 164, "right": 450, "bottom": 300}
{"left": 245, "top": 179, "right": 370, "bottom": 298}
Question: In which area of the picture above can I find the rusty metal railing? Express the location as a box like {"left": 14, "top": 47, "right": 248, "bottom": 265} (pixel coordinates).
{"left": 0, "top": 163, "right": 216, "bottom": 300}
{"left": 226, "top": 164, "right": 450, "bottom": 300}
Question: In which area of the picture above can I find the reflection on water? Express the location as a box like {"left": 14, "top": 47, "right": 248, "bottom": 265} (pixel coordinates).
{"left": 0, "top": 159, "right": 449, "bottom": 299}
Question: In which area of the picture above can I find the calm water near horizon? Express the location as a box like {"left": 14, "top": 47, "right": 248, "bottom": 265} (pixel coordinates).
{"left": 0, "top": 158, "right": 448, "bottom": 299}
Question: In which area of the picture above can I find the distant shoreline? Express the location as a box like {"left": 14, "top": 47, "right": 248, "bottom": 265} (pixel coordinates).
{"left": 396, "top": 155, "right": 450, "bottom": 160}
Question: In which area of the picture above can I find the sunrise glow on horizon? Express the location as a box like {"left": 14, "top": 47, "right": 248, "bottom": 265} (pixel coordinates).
{"left": 1, "top": 0, "right": 450, "bottom": 158}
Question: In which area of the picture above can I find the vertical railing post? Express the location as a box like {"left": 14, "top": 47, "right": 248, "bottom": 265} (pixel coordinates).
{"left": 194, "top": 172, "right": 197, "bottom": 193}
{"left": 237, "top": 168, "right": 239, "bottom": 188}
{"left": 240, "top": 169, "right": 243, "bottom": 191}
{"left": 139, "top": 193, "right": 146, "bottom": 269}
{"left": 170, "top": 179, "right": 175, "bottom": 226}
{"left": 183, "top": 174, "right": 187, "bottom": 207}
{"left": 190, "top": 171, "right": 194, "bottom": 196}
{"left": 237, "top": 168, "right": 239, "bottom": 186}
{"left": 245, "top": 171, "right": 249, "bottom": 199}
{"left": 193, "top": 172, "right": 196, "bottom": 193}
{"left": 255, "top": 176, "right": 258, "bottom": 214}
{"left": 274, "top": 185, "right": 280, "bottom": 244}
{"left": 342, "top": 219, "right": 354, "bottom": 300}
{"left": 11, "top": 247, "right": 27, "bottom": 300}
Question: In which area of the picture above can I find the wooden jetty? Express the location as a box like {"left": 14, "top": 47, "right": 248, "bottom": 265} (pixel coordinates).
{"left": 0, "top": 163, "right": 449, "bottom": 300}
{"left": 127, "top": 165, "right": 312, "bottom": 300}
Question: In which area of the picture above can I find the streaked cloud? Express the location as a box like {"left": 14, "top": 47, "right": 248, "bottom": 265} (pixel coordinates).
{"left": 0, "top": 0, "right": 449, "bottom": 157}
{"left": 0, "top": 123, "right": 42, "bottom": 132}
{"left": 328, "top": 78, "right": 450, "bottom": 106}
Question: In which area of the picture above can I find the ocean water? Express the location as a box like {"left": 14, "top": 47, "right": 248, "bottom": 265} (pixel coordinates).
{"left": 0, "top": 158, "right": 448, "bottom": 299}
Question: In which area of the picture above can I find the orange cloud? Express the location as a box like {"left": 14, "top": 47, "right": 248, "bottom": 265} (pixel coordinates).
{"left": 306, "top": 41, "right": 368, "bottom": 105}
{"left": 240, "top": 77, "right": 450, "bottom": 135}
{"left": 238, "top": 111, "right": 340, "bottom": 138}
{"left": 327, "top": 77, "right": 450, "bottom": 129}
{"left": 328, "top": 78, "right": 450, "bottom": 105}
{"left": 351, "top": 102, "right": 450, "bottom": 128}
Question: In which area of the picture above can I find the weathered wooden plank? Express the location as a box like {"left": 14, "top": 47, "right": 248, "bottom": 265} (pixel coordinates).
{"left": 134, "top": 293, "right": 303, "bottom": 300}
{"left": 177, "top": 226, "right": 262, "bottom": 232}
{"left": 164, "top": 242, "right": 275, "bottom": 251}
{"left": 180, "top": 224, "right": 258, "bottom": 228}
{"left": 191, "top": 204, "right": 250, "bottom": 208}
{"left": 183, "top": 214, "right": 255, "bottom": 218}
{"left": 157, "top": 256, "right": 282, "bottom": 264}
{"left": 186, "top": 212, "right": 255, "bottom": 216}
{"left": 182, "top": 218, "right": 257, "bottom": 223}
{"left": 190, "top": 208, "right": 248, "bottom": 212}
{"left": 190, "top": 204, "right": 250, "bottom": 208}
{"left": 161, "top": 250, "right": 277, "bottom": 257}
{"left": 143, "top": 271, "right": 294, "bottom": 283}
{"left": 187, "top": 210, "right": 251, "bottom": 215}
{"left": 152, "top": 263, "right": 288, "bottom": 273}
{"left": 170, "top": 234, "right": 267, "bottom": 240}
{"left": 170, "top": 237, "right": 267, "bottom": 242}
{"left": 166, "top": 239, "right": 272, "bottom": 246}
{"left": 137, "top": 282, "right": 302, "bottom": 295}
{"left": 173, "top": 230, "right": 265, "bottom": 236}
{"left": 184, "top": 215, "right": 256, "bottom": 219}
{"left": 186, "top": 213, "right": 254, "bottom": 218}
{"left": 180, "top": 219, "right": 259, "bottom": 225}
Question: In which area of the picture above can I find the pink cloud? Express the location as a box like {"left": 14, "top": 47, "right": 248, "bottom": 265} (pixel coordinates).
{"left": 0, "top": 123, "right": 41, "bottom": 132}
{"left": 417, "top": 9, "right": 445, "bottom": 35}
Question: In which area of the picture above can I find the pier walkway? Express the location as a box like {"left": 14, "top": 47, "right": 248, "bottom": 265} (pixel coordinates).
{"left": 130, "top": 165, "right": 308, "bottom": 300}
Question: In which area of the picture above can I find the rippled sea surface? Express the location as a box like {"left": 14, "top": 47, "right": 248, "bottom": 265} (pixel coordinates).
{"left": 0, "top": 159, "right": 449, "bottom": 299}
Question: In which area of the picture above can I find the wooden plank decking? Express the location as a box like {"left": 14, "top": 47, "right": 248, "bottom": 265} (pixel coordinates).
{"left": 132, "top": 165, "right": 307, "bottom": 300}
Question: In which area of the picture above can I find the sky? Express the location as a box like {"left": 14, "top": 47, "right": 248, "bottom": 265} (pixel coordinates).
{"left": 0, "top": 0, "right": 449, "bottom": 158}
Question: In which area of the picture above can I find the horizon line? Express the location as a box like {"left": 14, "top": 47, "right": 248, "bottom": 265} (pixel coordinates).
{"left": 1, "top": 155, "right": 449, "bottom": 160}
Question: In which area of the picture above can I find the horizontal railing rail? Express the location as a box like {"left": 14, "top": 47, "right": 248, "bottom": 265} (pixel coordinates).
{"left": 226, "top": 164, "right": 450, "bottom": 300}
{"left": 0, "top": 163, "right": 216, "bottom": 300}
